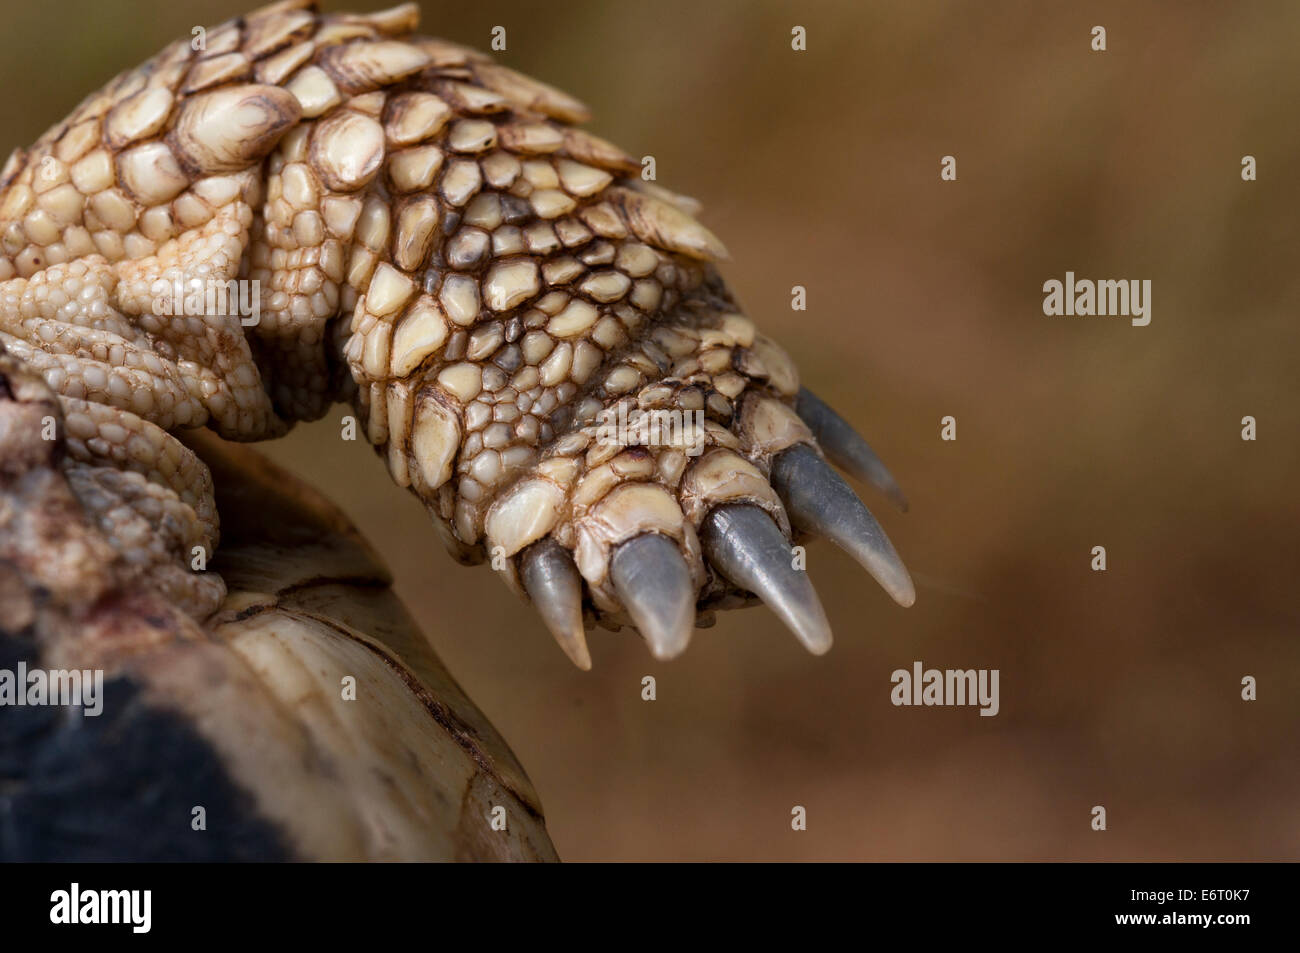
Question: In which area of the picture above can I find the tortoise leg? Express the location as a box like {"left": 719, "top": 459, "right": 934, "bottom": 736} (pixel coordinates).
{"left": 0, "top": 332, "right": 225, "bottom": 616}
{"left": 60, "top": 445, "right": 226, "bottom": 618}
{"left": 0, "top": 0, "right": 916, "bottom": 666}
{"left": 0, "top": 192, "right": 285, "bottom": 619}
{"left": 0, "top": 351, "right": 559, "bottom": 861}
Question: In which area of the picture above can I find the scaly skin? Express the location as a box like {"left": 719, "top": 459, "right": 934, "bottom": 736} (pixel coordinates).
{"left": 0, "top": 0, "right": 913, "bottom": 665}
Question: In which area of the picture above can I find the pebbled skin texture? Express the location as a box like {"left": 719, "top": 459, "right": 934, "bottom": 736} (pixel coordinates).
{"left": 0, "top": 1, "right": 904, "bottom": 653}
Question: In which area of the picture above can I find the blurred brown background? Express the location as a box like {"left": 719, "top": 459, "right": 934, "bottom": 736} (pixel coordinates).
{"left": 5, "top": 0, "right": 1297, "bottom": 860}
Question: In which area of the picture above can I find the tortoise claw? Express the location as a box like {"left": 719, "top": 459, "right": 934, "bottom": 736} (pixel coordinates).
{"left": 795, "top": 387, "right": 908, "bottom": 512}
{"left": 520, "top": 539, "right": 592, "bottom": 670}
{"left": 771, "top": 444, "right": 915, "bottom": 608}
{"left": 701, "top": 503, "right": 833, "bottom": 655}
{"left": 610, "top": 532, "right": 696, "bottom": 661}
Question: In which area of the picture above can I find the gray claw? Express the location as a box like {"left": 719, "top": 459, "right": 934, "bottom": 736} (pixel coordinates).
{"left": 771, "top": 444, "right": 916, "bottom": 607}
{"left": 795, "top": 387, "right": 909, "bottom": 511}
{"left": 520, "top": 539, "right": 592, "bottom": 670}
{"left": 610, "top": 533, "right": 696, "bottom": 660}
{"left": 701, "top": 503, "right": 833, "bottom": 655}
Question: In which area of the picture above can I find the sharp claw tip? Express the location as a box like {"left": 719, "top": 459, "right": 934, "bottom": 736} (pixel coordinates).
{"left": 648, "top": 644, "right": 686, "bottom": 662}
{"left": 640, "top": 628, "right": 692, "bottom": 661}
{"left": 804, "top": 633, "right": 834, "bottom": 656}
{"left": 643, "top": 626, "right": 692, "bottom": 661}
{"left": 563, "top": 638, "right": 594, "bottom": 670}
{"left": 889, "top": 571, "right": 917, "bottom": 608}
{"left": 545, "top": 626, "right": 593, "bottom": 670}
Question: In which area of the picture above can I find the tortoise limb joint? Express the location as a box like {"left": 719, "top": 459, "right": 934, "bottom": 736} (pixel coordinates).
{"left": 0, "top": 0, "right": 914, "bottom": 670}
